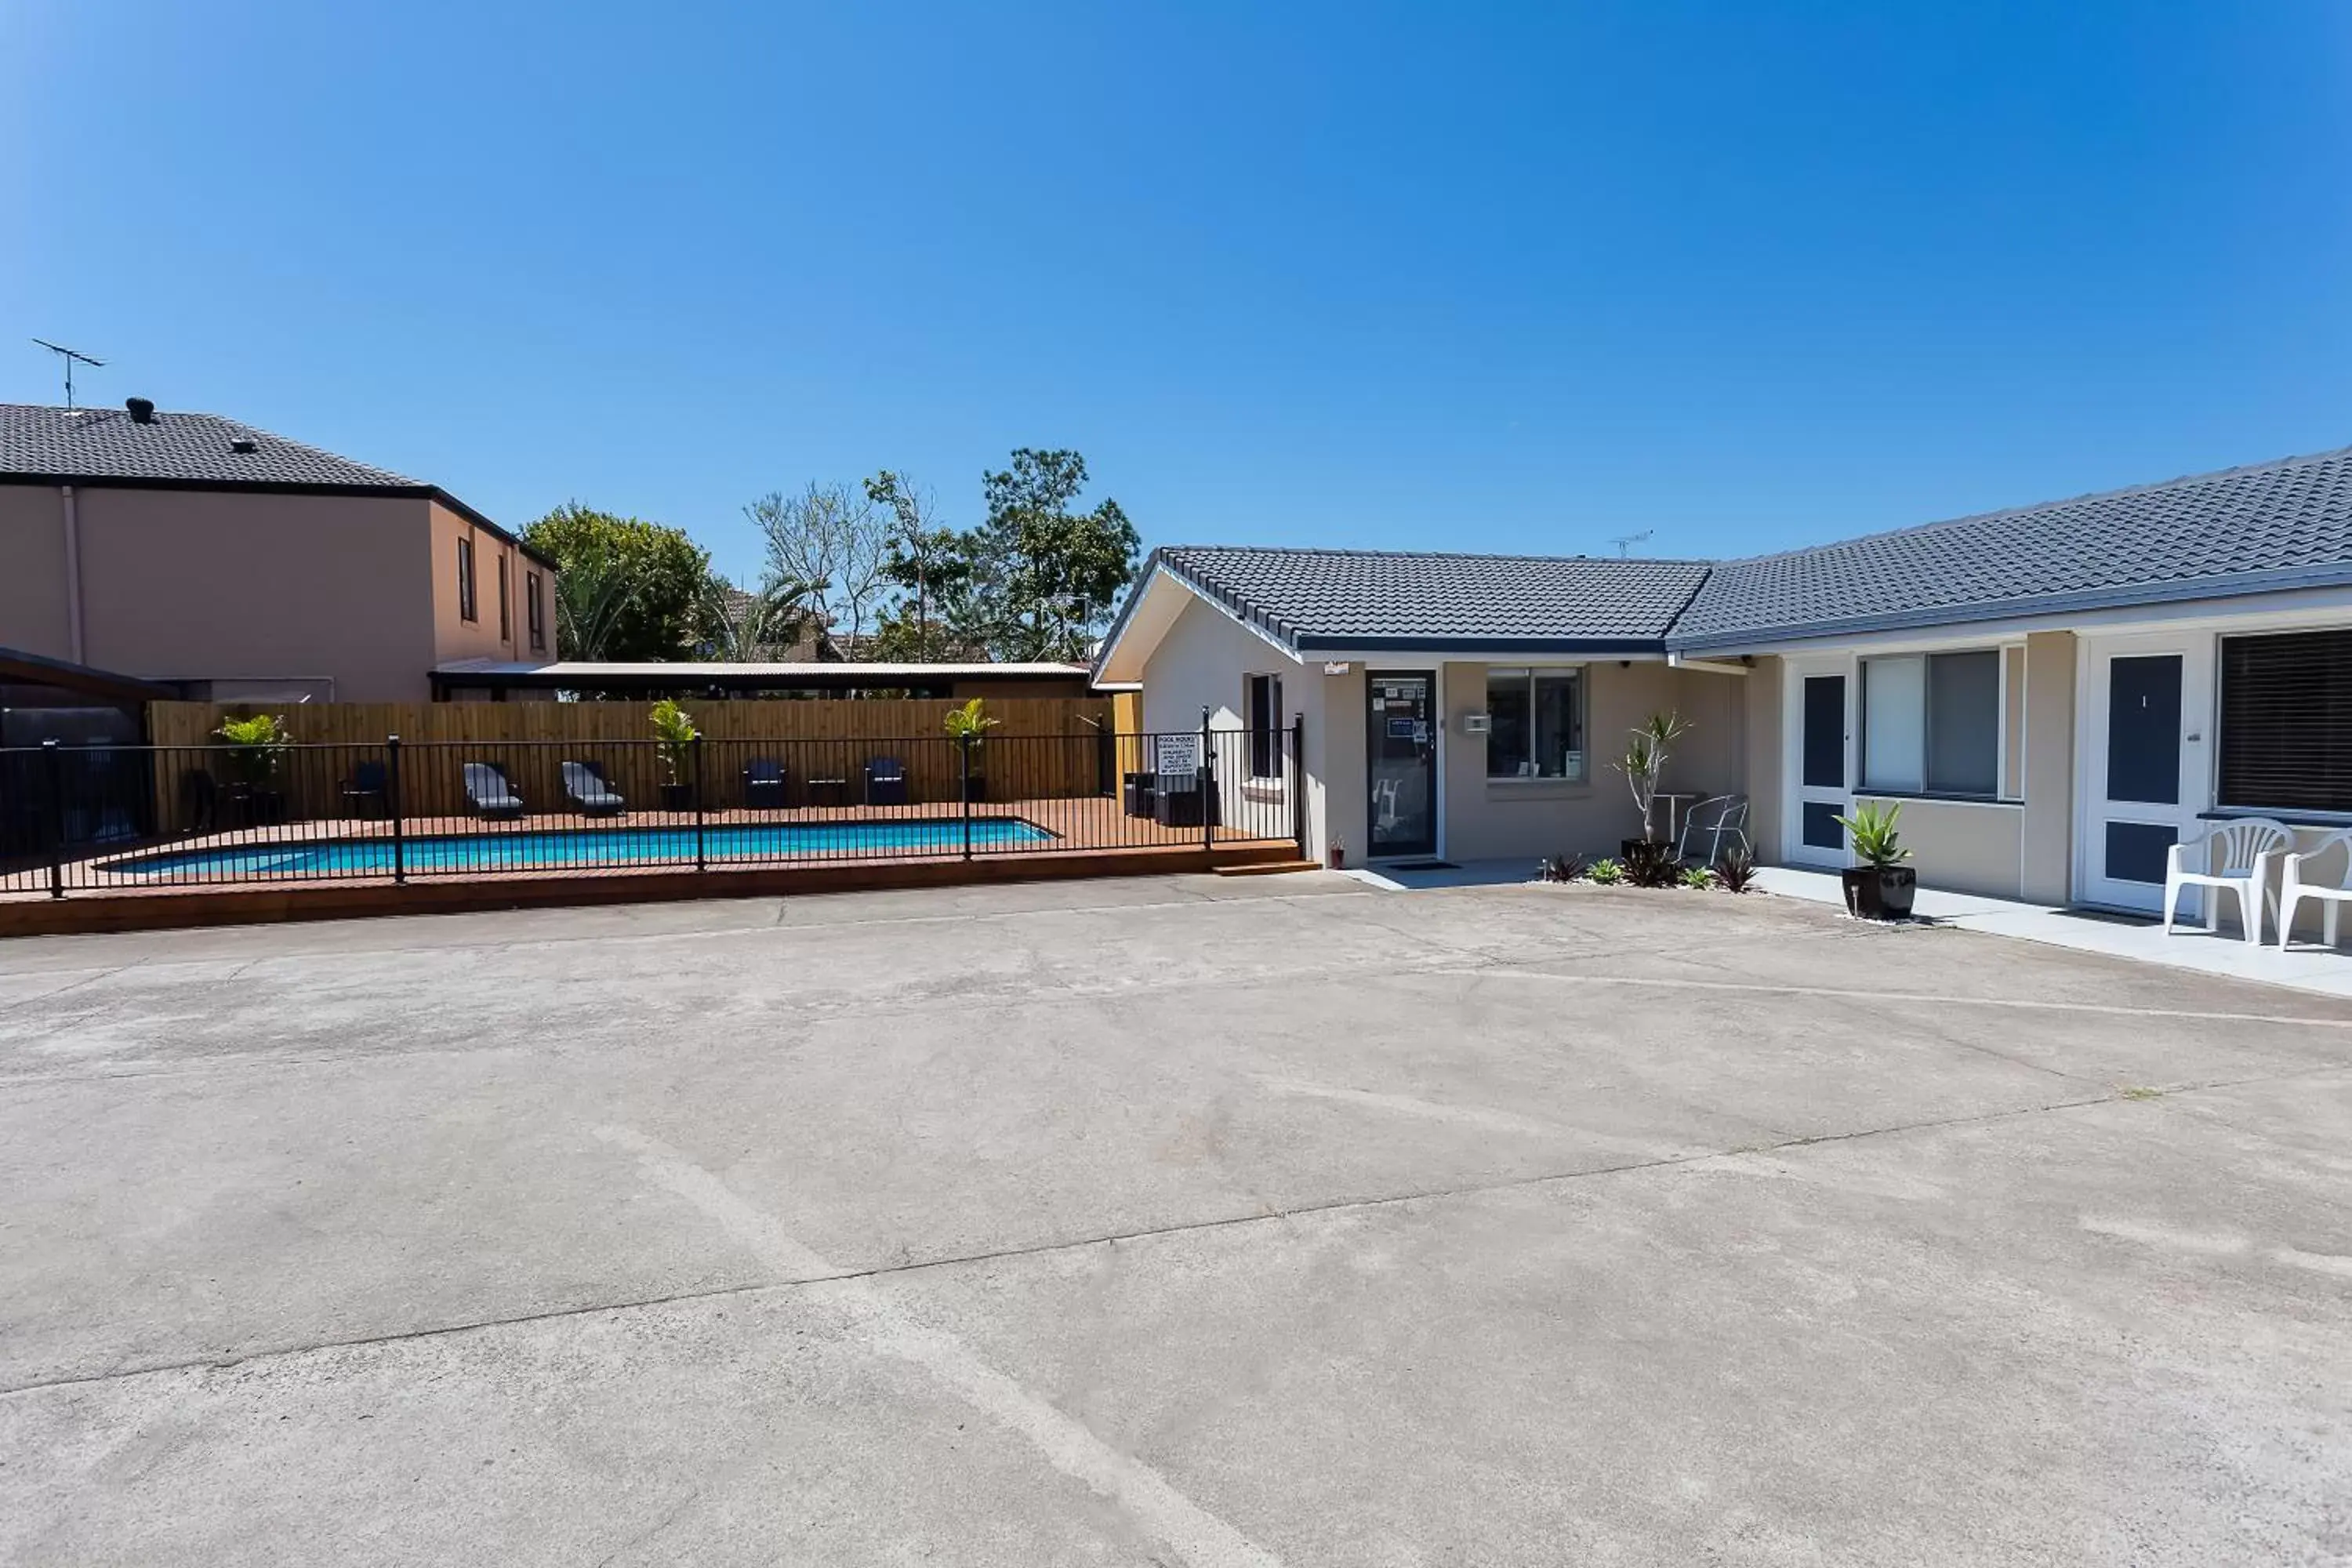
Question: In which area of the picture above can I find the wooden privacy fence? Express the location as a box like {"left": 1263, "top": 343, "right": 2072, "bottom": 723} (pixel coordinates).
{"left": 146, "top": 699, "right": 1115, "bottom": 824}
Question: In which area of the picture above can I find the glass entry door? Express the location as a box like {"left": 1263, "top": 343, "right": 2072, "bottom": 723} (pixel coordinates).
{"left": 2081, "top": 637, "right": 2210, "bottom": 913}
{"left": 1788, "top": 664, "right": 1853, "bottom": 868}
{"left": 1367, "top": 671, "right": 1437, "bottom": 858}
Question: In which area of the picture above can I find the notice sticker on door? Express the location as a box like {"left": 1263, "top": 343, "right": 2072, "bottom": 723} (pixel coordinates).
{"left": 1412, "top": 722, "right": 1429, "bottom": 743}
{"left": 1387, "top": 717, "right": 1417, "bottom": 739}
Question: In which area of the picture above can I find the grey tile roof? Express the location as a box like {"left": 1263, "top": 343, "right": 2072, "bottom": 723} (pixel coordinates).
{"left": 1149, "top": 545, "right": 1713, "bottom": 652}
{"left": 0, "top": 401, "right": 554, "bottom": 567}
{"left": 1671, "top": 444, "right": 2352, "bottom": 650}
{"left": 0, "top": 403, "right": 422, "bottom": 488}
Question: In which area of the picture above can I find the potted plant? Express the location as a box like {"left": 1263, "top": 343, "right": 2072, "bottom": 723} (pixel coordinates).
{"left": 943, "top": 698, "right": 1000, "bottom": 803}
{"left": 213, "top": 712, "right": 291, "bottom": 825}
{"left": 1834, "top": 799, "right": 1916, "bottom": 920}
{"left": 1613, "top": 709, "right": 1690, "bottom": 863}
{"left": 649, "top": 699, "right": 698, "bottom": 811}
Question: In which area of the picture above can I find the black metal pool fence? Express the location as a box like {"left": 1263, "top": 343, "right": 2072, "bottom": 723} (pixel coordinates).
{"left": 0, "top": 719, "right": 1306, "bottom": 897}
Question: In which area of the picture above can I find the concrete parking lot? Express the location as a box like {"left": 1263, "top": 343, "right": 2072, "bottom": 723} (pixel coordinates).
{"left": 2, "top": 873, "right": 2348, "bottom": 1566}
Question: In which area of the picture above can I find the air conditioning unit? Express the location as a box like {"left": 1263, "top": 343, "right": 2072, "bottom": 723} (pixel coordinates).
{"left": 1460, "top": 712, "right": 1492, "bottom": 735}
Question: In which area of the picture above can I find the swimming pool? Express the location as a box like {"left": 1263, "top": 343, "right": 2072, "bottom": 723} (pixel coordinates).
{"left": 103, "top": 818, "right": 1058, "bottom": 878}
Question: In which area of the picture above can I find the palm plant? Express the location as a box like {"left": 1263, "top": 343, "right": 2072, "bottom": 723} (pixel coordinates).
{"left": 553, "top": 550, "right": 633, "bottom": 662}
{"left": 648, "top": 699, "right": 698, "bottom": 786}
{"left": 698, "top": 574, "right": 818, "bottom": 662}
{"left": 1613, "top": 709, "right": 1691, "bottom": 842}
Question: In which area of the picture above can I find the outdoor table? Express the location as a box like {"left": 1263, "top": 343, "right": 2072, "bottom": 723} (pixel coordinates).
{"left": 808, "top": 776, "right": 849, "bottom": 808}
{"left": 1654, "top": 791, "right": 1704, "bottom": 848}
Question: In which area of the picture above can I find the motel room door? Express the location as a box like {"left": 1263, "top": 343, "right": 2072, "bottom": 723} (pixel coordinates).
{"left": 1367, "top": 671, "right": 1437, "bottom": 858}
{"left": 2080, "top": 634, "right": 2212, "bottom": 913}
{"left": 1787, "top": 660, "right": 1853, "bottom": 869}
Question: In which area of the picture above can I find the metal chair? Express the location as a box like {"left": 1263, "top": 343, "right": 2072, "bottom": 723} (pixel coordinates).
{"left": 2162, "top": 817, "right": 2292, "bottom": 946}
{"left": 1677, "top": 793, "right": 1751, "bottom": 866}
{"left": 2278, "top": 829, "right": 2352, "bottom": 950}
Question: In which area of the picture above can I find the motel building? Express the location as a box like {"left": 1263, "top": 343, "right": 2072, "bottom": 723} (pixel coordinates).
{"left": 1092, "top": 444, "right": 2352, "bottom": 921}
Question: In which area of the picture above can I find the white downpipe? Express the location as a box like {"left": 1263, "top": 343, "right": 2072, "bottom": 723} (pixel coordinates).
{"left": 60, "top": 485, "right": 85, "bottom": 663}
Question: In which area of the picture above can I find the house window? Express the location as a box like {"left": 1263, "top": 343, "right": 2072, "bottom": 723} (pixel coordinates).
{"left": 496, "top": 554, "right": 511, "bottom": 642}
{"left": 2219, "top": 628, "right": 2352, "bottom": 812}
{"left": 1486, "top": 666, "right": 1584, "bottom": 779}
{"left": 527, "top": 572, "right": 546, "bottom": 652}
{"left": 1861, "top": 651, "right": 2001, "bottom": 797}
{"left": 1247, "top": 673, "right": 1284, "bottom": 778}
{"left": 456, "top": 536, "right": 477, "bottom": 622}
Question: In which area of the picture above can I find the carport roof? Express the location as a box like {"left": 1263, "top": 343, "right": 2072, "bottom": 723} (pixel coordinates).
{"left": 1120, "top": 546, "right": 1714, "bottom": 656}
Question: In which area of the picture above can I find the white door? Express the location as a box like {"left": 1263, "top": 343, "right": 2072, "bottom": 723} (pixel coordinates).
{"left": 1785, "top": 659, "right": 1854, "bottom": 868}
{"left": 2078, "top": 633, "right": 2213, "bottom": 912}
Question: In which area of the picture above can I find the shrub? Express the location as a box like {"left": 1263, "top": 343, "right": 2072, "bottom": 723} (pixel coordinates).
{"left": 648, "top": 698, "right": 698, "bottom": 784}
{"left": 1679, "top": 864, "right": 1716, "bottom": 890}
{"left": 1715, "top": 847, "right": 1759, "bottom": 893}
{"left": 1538, "top": 851, "right": 1588, "bottom": 884}
{"left": 1834, "top": 799, "right": 1910, "bottom": 868}
{"left": 1622, "top": 837, "right": 1683, "bottom": 888}
{"left": 213, "top": 713, "right": 291, "bottom": 785}
{"left": 1587, "top": 857, "right": 1625, "bottom": 886}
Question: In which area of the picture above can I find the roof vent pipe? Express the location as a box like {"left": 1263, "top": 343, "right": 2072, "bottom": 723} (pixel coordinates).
{"left": 125, "top": 397, "right": 155, "bottom": 423}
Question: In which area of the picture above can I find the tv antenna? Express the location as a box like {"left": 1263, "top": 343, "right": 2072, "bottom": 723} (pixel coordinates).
{"left": 1609, "top": 529, "right": 1654, "bottom": 558}
{"left": 31, "top": 339, "right": 105, "bottom": 409}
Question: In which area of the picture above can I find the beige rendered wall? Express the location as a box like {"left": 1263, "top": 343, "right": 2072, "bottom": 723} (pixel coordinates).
{"left": 1743, "top": 655, "right": 1784, "bottom": 862}
{"left": 1855, "top": 795, "right": 2024, "bottom": 898}
{"left": 1439, "top": 660, "right": 1747, "bottom": 862}
{"left": 0, "top": 485, "right": 74, "bottom": 658}
{"left": 66, "top": 488, "right": 439, "bottom": 701}
{"left": 2019, "top": 630, "right": 2078, "bottom": 904}
{"left": 429, "top": 502, "right": 531, "bottom": 667}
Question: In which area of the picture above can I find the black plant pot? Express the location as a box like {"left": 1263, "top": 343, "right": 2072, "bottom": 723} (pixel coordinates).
{"left": 962, "top": 773, "right": 988, "bottom": 804}
{"left": 1878, "top": 865, "right": 1917, "bottom": 920}
{"left": 659, "top": 782, "right": 692, "bottom": 811}
{"left": 1621, "top": 837, "right": 1671, "bottom": 862}
{"left": 1840, "top": 866, "right": 1882, "bottom": 920}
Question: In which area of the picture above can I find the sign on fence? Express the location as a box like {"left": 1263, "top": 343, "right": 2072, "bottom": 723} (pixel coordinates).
{"left": 1154, "top": 733, "right": 1201, "bottom": 782}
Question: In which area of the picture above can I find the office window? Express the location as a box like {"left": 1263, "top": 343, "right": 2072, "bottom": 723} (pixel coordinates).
{"left": 456, "top": 536, "right": 477, "bottom": 622}
{"left": 527, "top": 572, "right": 546, "bottom": 652}
{"left": 1486, "top": 666, "right": 1584, "bottom": 779}
{"left": 1861, "top": 651, "right": 2001, "bottom": 797}
{"left": 1247, "top": 673, "right": 1284, "bottom": 778}
{"left": 2220, "top": 627, "right": 2352, "bottom": 812}
{"left": 496, "top": 554, "right": 510, "bottom": 642}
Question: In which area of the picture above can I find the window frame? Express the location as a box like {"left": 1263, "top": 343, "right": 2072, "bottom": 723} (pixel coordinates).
{"left": 1483, "top": 664, "right": 1587, "bottom": 782}
{"left": 496, "top": 553, "right": 511, "bottom": 642}
{"left": 1245, "top": 673, "right": 1285, "bottom": 780}
{"left": 1858, "top": 646, "right": 2010, "bottom": 802}
{"left": 456, "top": 536, "right": 477, "bottom": 624}
{"left": 526, "top": 570, "right": 546, "bottom": 652}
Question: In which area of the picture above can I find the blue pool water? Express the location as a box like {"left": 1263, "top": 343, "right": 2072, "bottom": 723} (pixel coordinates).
{"left": 105, "top": 818, "right": 1058, "bottom": 878}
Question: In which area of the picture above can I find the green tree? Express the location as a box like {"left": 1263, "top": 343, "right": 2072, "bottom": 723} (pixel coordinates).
{"left": 521, "top": 503, "right": 715, "bottom": 662}
{"left": 866, "top": 470, "right": 967, "bottom": 661}
{"left": 973, "top": 448, "right": 1139, "bottom": 662}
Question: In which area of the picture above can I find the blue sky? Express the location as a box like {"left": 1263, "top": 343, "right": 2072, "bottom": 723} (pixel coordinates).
{"left": 5, "top": 2, "right": 2349, "bottom": 584}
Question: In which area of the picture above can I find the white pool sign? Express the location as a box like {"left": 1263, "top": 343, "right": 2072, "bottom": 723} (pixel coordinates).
{"left": 1155, "top": 734, "right": 1202, "bottom": 779}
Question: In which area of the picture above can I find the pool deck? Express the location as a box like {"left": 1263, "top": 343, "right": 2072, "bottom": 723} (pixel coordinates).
{"left": 0, "top": 797, "right": 1305, "bottom": 936}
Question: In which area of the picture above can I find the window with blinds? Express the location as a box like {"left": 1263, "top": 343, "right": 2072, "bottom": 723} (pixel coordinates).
{"left": 2219, "top": 629, "right": 2352, "bottom": 812}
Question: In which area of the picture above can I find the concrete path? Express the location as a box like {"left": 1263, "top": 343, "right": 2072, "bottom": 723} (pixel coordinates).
{"left": 2, "top": 874, "right": 2347, "bottom": 1565}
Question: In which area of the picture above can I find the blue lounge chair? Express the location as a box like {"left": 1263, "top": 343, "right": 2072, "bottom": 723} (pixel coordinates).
{"left": 865, "top": 756, "right": 908, "bottom": 806}
{"left": 463, "top": 762, "right": 525, "bottom": 820}
{"left": 742, "top": 757, "right": 789, "bottom": 810}
{"left": 561, "top": 760, "right": 627, "bottom": 817}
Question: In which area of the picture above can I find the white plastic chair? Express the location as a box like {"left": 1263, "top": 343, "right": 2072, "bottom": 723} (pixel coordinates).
{"left": 1677, "top": 793, "right": 1751, "bottom": 866}
{"left": 2278, "top": 829, "right": 2352, "bottom": 950}
{"left": 2161, "top": 818, "right": 2292, "bottom": 946}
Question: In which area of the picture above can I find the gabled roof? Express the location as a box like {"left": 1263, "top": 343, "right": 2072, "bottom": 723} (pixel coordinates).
{"left": 1131, "top": 545, "right": 1713, "bottom": 655}
{"left": 0, "top": 402, "right": 554, "bottom": 569}
{"left": 1670, "top": 444, "right": 2352, "bottom": 651}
